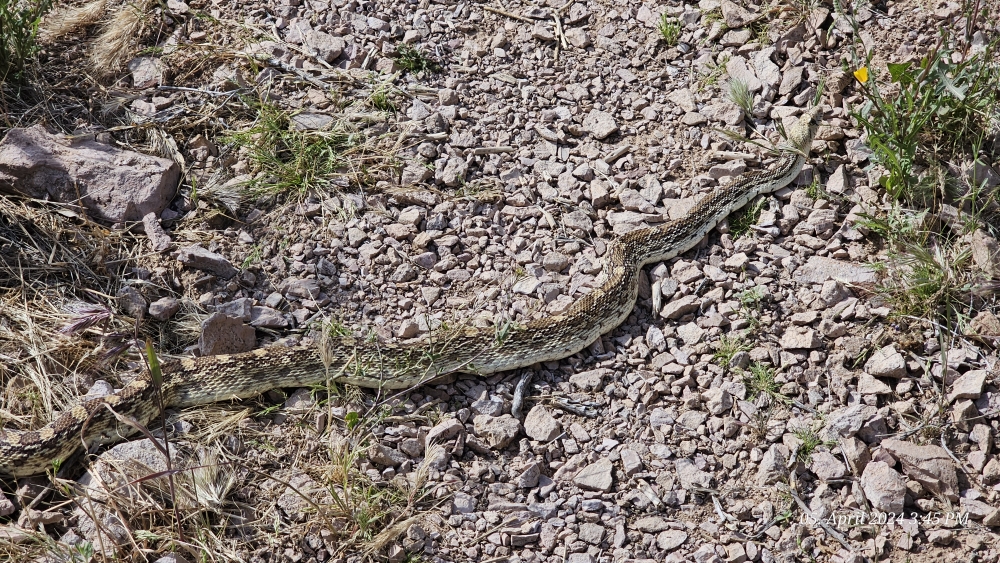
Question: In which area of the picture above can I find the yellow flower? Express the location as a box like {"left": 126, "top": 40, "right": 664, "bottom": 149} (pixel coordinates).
{"left": 853, "top": 67, "right": 869, "bottom": 84}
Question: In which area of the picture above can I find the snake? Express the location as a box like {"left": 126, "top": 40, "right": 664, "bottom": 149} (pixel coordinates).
{"left": 0, "top": 107, "right": 822, "bottom": 476}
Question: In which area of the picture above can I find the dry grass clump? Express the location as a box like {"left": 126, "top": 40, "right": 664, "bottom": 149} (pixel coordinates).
{"left": 39, "top": 0, "right": 159, "bottom": 75}
{"left": 0, "top": 197, "right": 140, "bottom": 430}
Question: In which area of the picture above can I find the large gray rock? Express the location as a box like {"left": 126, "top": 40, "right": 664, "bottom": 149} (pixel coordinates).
{"left": 0, "top": 125, "right": 179, "bottom": 222}
{"left": 881, "top": 439, "right": 959, "bottom": 500}
{"left": 860, "top": 461, "right": 906, "bottom": 513}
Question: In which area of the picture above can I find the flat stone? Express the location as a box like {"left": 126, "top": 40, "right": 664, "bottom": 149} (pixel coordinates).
{"left": 675, "top": 458, "right": 713, "bottom": 489}
{"left": 656, "top": 529, "right": 688, "bottom": 551}
{"left": 860, "top": 461, "right": 906, "bottom": 513}
{"left": 303, "top": 30, "right": 345, "bottom": 62}
{"left": 517, "top": 462, "right": 541, "bottom": 488}
{"left": 473, "top": 414, "right": 521, "bottom": 449}
{"left": 199, "top": 312, "right": 255, "bottom": 356}
{"left": 864, "top": 345, "right": 907, "bottom": 378}
{"left": 780, "top": 327, "right": 821, "bottom": 349}
{"left": 881, "top": 439, "right": 959, "bottom": 500}
{"left": 573, "top": 457, "right": 614, "bottom": 492}
{"left": 524, "top": 405, "right": 561, "bottom": 442}
{"left": 793, "top": 256, "right": 877, "bottom": 284}
{"left": 620, "top": 448, "right": 643, "bottom": 476}
{"left": 425, "top": 418, "right": 465, "bottom": 445}
{"left": 582, "top": 110, "right": 618, "bottom": 140}
{"left": 858, "top": 373, "right": 892, "bottom": 395}
{"left": 250, "top": 306, "right": 288, "bottom": 328}
{"left": 810, "top": 451, "right": 847, "bottom": 480}
{"left": 661, "top": 294, "right": 700, "bottom": 319}
{"left": 177, "top": 244, "right": 238, "bottom": 278}
{"left": 143, "top": 297, "right": 181, "bottom": 321}
{"left": 0, "top": 125, "right": 179, "bottom": 222}
{"left": 633, "top": 516, "right": 669, "bottom": 533}
{"left": 569, "top": 368, "right": 610, "bottom": 391}
{"left": 947, "top": 370, "right": 988, "bottom": 402}
{"left": 756, "top": 444, "right": 788, "bottom": 485}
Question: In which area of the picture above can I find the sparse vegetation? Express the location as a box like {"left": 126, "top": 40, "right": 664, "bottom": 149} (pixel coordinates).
{"left": 729, "top": 195, "right": 767, "bottom": 238}
{"left": 728, "top": 78, "right": 754, "bottom": 120}
{"left": 224, "top": 97, "right": 363, "bottom": 198}
{"left": 392, "top": 44, "right": 440, "bottom": 73}
{"left": 793, "top": 427, "right": 832, "bottom": 463}
{"left": 369, "top": 82, "right": 397, "bottom": 112}
{"left": 845, "top": 2, "right": 999, "bottom": 205}
{"left": 0, "top": 0, "right": 51, "bottom": 84}
{"left": 741, "top": 361, "right": 785, "bottom": 403}
{"left": 657, "top": 13, "right": 681, "bottom": 46}
{"left": 713, "top": 333, "right": 752, "bottom": 367}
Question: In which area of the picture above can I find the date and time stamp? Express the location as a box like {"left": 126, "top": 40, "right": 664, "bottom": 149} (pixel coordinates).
{"left": 811, "top": 510, "right": 972, "bottom": 529}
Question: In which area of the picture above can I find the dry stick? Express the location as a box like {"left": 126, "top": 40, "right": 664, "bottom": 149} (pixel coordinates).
{"left": 483, "top": 5, "right": 534, "bottom": 23}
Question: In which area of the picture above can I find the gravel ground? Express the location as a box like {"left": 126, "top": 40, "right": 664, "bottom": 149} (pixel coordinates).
{"left": 3, "top": 0, "right": 1000, "bottom": 562}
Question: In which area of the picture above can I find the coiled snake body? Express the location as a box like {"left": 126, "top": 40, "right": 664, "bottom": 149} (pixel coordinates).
{"left": 0, "top": 108, "right": 821, "bottom": 476}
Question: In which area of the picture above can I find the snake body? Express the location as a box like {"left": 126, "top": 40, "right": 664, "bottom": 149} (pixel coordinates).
{"left": 0, "top": 107, "right": 821, "bottom": 476}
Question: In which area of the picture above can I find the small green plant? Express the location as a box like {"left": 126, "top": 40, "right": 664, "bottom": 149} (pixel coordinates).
{"left": 742, "top": 361, "right": 785, "bottom": 403}
{"left": 697, "top": 53, "right": 730, "bottom": 90}
{"left": 729, "top": 196, "right": 767, "bottom": 238}
{"left": 803, "top": 175, "right": 826, "bottom": 200}
{"left": 846, "top": 13, "right": 999, "bottom": 205}
{"left": 392, "top": 44, "right": 440, "bottom": 73}
{"left": 369, "top": 82, "right": 397, "bottom": 112}
{"left": 657, "top": 13, "right": 681, "bottom": 46}
{"left": 224, "top": 97, "right": 360, "bottom": 198}
{"left": 793, "top": 427, "right": 831, "bottom": 463}
{"left": 728, "top": 78, "right": 754, "bottom": 120}
{"left": 241, "top": 243, "right": 264, "bottom": 269}
{"left": 0, "top": 0, "right": 52, "bottom": 84}
{"left": 713, "top": 333, "right": 752, "bottom": 367}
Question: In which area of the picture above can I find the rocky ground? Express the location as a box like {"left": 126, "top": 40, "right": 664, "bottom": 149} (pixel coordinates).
{"left": 1, "top": 0, "right": 1000, "bottom": 562}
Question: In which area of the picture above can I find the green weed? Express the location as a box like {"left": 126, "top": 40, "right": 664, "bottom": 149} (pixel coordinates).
{"left": 846, "top": 9, "right": 999, "bottom": 205}
{"left": 392, "top": 44, "right": 440, "bottom": 73}
{"left": 224, "top": 97, "right": 361, "bottom": 198}
{"left": 713, "top": 333, "right": 752, "bottom": 367}
{"left": 657, "top": 13, "right": 681, "bottom": 46}
{"left": 729, "top": 196, "right": 767, "bottom": 238}
{"left": 728, "top": 78, "right": 754, "bottom": 120}
{"left": 742, "top": 361, "right": 785, "bottom": 403}
{"left": 0, "top": 0, "right": 51, "bottom": 84}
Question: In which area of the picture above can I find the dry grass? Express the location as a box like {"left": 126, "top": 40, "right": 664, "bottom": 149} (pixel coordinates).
{"left": 0, "top": 197, "right": 140, "bottom": 430}
{"left": 38, "top": 0, "right": 107, "bottom": 42}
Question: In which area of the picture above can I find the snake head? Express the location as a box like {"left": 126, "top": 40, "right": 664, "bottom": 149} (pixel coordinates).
{"left": 785, "top": 105, "right": 823, "bottom": 156}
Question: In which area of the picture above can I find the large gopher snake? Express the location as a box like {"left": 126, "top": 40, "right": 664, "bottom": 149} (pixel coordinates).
{"left": 0, "top": 107, "right": 821, "bottom": 476}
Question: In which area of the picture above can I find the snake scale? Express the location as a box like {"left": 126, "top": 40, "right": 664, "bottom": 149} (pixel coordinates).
{"left": 0, "top": 107, "right": 821, "bottom": 476}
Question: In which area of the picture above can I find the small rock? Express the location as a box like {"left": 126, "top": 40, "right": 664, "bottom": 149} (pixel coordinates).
{"left": 810, "top": 451, "right": 847, "bottom": 481}
{"left": 177, "top": 244, "right": 238, "bottom": 279}
{"left": 756, "top": 444, "right": 788, "bottom": 485}
{"left": 569, "top": 368, "right": 610, "bottom": 391}
{"left": 573, "top": 457, "right": 614, "bottom": 492}
{"left": 860, "top": 461, "right": 906, "bottom": 513}
{"left": 303, "top": 30, "right": 345, "bottom": 62}
{"left": 947, "top": 370, "right": 987, "bottom": 402}
{"left": 517, "top": 462, "right": 542, "bottom": 488}
{"left": 524, "top": 405, "right": 561, "bottom": 442}
{"left": 881, "top": 439, "right": 959, "bottom": 500}
{"left": 250, "top": 306, "right": 288, "bottom": 328}
{"left": 620, "top": 449, "right": 643, "bottom": 476}
{"left": 864, "top": 345, "right": 907, "bottom": 378}
{"left": 199, "top": 312, "right": 255, "bottom": 356}
{"left": 473, "top": 414, "right": 521, "bottom": 449}
{"left": 582, "top": 110, "right": 618, "bottom": 140}
{"left": 780, "top": 327, "right": 822, "bottom": 349}
{"left": 657, "top": 529, "right": 688, "bottom": 551}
